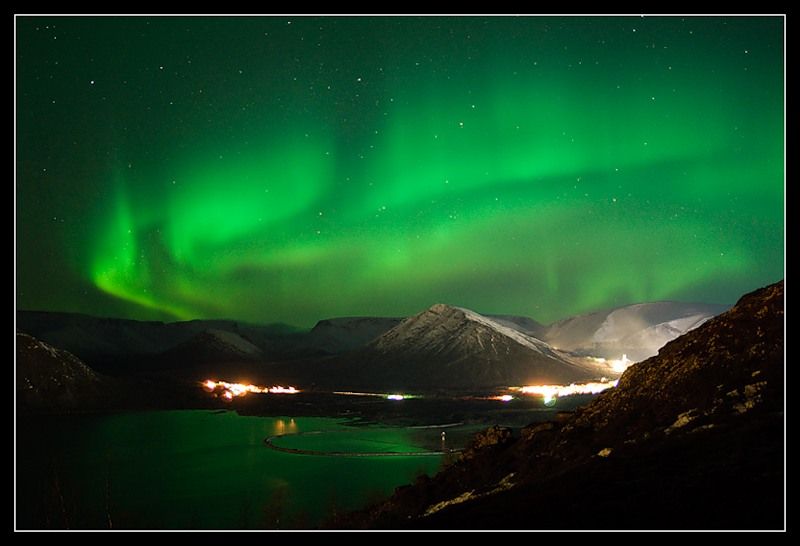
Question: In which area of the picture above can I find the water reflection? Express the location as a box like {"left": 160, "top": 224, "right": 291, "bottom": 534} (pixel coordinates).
{"left": 16, "top": 412, "right": 443, "bottom": 529}
{"left": 273, "top": 418, "right": 298, "bottom": 436}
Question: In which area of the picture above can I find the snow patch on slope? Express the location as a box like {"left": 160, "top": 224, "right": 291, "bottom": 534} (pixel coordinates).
{"left": 545, "top": 302, "right": 729, "bottom": 361}
{"left": 205, "top": 329, "right": 262, "bottom": 355}
{"left": 450, "top": 306, "right": 552, "bottom": 355}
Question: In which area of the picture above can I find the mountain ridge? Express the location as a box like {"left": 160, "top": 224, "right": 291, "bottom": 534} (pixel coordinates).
{"left": 17, "top": 298, "right": 730, "bottom": 386}
{"left": 329, "top": 303, "right": 608, "bottom": 389}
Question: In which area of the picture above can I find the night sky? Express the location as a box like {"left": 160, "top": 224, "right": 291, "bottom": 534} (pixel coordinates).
{"left": 16, "top": 16, "right": 784, "bottom": 327}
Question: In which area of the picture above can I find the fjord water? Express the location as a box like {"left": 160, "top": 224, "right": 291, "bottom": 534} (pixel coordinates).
{"left": 16, "top": 410, "right": 446, "bottom": 529}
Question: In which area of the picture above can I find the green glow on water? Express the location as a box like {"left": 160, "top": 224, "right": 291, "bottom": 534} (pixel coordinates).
{"left": 16, "top": 411, "right": 443, "bottom": 529}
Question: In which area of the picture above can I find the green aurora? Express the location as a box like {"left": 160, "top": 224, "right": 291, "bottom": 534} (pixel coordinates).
{"left": 16, "top": 16, "right": 784, "bottom": 326}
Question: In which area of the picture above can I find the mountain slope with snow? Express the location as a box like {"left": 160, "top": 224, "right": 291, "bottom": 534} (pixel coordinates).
{"left": 159, "top": 329, "right": 263, "bottom": 364}
{"left": 543, "top": 301, "right": 729, "bottom": 361}
{"left": 337, "top": 304, "right": 606, "bottom": 389}
{"left": 482, "top": 314, "right": 544, "bottom": 337}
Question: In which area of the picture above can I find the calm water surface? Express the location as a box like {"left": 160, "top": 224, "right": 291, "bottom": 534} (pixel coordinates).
{"left": 17, "top": 410, "right": 457, "bottom": 529}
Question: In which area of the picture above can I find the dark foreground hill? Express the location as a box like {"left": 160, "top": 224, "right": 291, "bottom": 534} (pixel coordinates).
{"left": 338, "top": 280, "right": 784, "bottom": 530}
{"left": 16, "top": 332, "right": 105, "bottom": 411}
{"left": 16, "top": 331, "right": 217, "bottom": 413}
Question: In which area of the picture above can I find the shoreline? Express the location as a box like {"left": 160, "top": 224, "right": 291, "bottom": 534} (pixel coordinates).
{"left": 263, "top": 430, "right": 463, "bottom": 458}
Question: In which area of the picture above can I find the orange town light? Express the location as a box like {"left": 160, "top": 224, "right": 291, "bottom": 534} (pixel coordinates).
{"left": 202, "top": 379, "right": 300, "bottom": 397}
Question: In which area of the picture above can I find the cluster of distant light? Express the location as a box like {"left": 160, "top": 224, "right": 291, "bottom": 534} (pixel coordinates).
{"left": 201, "top": 381, "right": 616, "bottom": 405}
{"left": 203, "top": 379, "right": 299, "bottom": 401}
{"left": 587, "top": 354, "right": 634, "bottom": 374}
{"left": 333, "top": 391, "right": 412, "bottom": 401}
{"left": 513, "top": 380, "right": 619, "bottom": 406}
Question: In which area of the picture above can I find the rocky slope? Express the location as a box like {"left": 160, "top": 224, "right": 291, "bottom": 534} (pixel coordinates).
{"left": 16, "top": 331, "right": 228, "bottom": 412}
{"left": 341, "top": 280, "right": 784, "bottom": 529}
{"left": 16, "top": 331, "right": 104, "bottom": 411}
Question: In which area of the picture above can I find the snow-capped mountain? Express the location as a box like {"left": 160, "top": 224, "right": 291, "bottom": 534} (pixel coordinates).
{"left": 16, "top": 299, "right": 730, "bottom": 385}
{"left": 543, "top": 301, "right": 730, "bottom": 361}
{"left": 338, "top": 304, "right": 607, "bottom": 389}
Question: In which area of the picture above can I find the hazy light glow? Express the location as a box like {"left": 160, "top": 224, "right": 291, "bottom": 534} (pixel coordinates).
{"left": 515, "top": 380, "right": 619, "bottom": 405}
{"left": 203, "top": 379, "right": 299, "bottom": 399}
{"left": 16, "top": 17, "right": 784, "bottom": 326}
{"left": 588, "top": 354, "right": 634, "bottom": 374}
